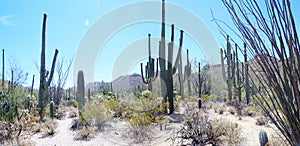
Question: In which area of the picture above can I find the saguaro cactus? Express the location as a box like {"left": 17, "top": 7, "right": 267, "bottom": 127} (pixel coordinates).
{"left": 226, "top": 35, "right": 232, "bottom": 101}
{"left": 234, "top": 44, "right": 243, "bottom": 101}
{"left": 220, "top": 48, "right": 226, "bottom": 81}
{"left": 184, "top": 49, "right": 192, "bottom": 96}
{"left": 88, "top": 88, "right": 91, "bottom": 101}
{"left": 141, "top": 34, "right": 158, "bottom": 91}
{"left": 244, "top": 43, "right": 250, "bottom": 104}
{"left": 38, "top": 13, "right": 59, "bottom": 120}
{"left": 198, "top": 62, "right": 202, "bottom": 109}
{"left": 77, "top": 70, "right": 85, "bottom": 110}
{"left": 50, "top": 101, "right": 54, "bottom": 119}
{"left": 158, "top": 0, "right": 184, "bottom": 114}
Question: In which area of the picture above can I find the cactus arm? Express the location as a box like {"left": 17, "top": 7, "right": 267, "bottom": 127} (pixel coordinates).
{"left": 141, "top": 63, "right": 149, "bottom": 84}
{"left": 173, "top": 30, "right": 184, "bottom": 73}
{"left": 152, "top": 58, "right": 159, "bottom": 81}
{"left": 46, "top": 49, "right": 59, "bottom": 87}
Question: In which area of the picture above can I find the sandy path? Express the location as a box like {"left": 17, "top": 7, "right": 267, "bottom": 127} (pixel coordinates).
{"left": 207, "top": 109, "right": 281, "bottom": 146}
{"left": 30, "top": 113, "right": 125, "bottom": 146}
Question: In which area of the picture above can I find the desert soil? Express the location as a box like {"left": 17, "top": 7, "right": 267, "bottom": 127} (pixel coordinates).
{"left": 29, "top": 107, "right": 280, "bottom": 146}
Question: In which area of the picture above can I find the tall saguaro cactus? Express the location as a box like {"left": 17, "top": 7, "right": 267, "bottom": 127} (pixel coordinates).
{"left": 244, "top": 43, "right": 250, "bottom": 104}
{"left": 77, "top": 70, "right": 85, "bottom": 110}
{"left": 38, "top": 13, "right": 59, "bottom": 120}
{"left": 220, "top": 48, "right": 226, "bottom": 81}
{"left": 226, "top": 35, "right": 232, "bottom": 101}
{"left": 184, "top": 49, "right": 192, "bottom": 96}
{"left": 141, "top": 33, "right": 158, "bottom": 91}
{"left": 158, "top": 0, "right": 185, "bottom": 114}
{"left": 234, "top": 44, "right": 243, "bottom": 101}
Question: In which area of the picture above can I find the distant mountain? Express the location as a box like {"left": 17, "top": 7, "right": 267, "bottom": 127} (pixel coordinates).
{"left": 111, "top": 73, "right": 145, "bottom": 91}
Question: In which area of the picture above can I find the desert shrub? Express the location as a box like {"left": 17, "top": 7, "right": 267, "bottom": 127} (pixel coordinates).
{"left": 35, "top": 119, "right": 58, "bottom": 137}
{"left": 67, "top": 100, "right": 78, "bottom": 108}
{"left": 103, "top": 98, "right": 126, "bottom": 117}
{"left": 227, "top": 106, "right": 236, "bottom": 115}
{"left": 170, "top": 112, "right": 243, "bottom": 145}
{"left": 122, "top": 91, "right": 165, "bottom": 143}
{"left": 242, "top": 106, "right": 256, "bottom": 117}
{"left": 68, "top": 106, "right": 78, "bottom": 118}
{"left": 256, "top": 116, "right": 268, "bottom": 126}
{"left": 74, "top": 126, "right": 95, "bottom": 141}
{"left": 17, "top": 138, "right": 36, "bottom": 146}
{"left": 266, "top": 134, "right": 288, "bottom": 146}
{"left": 213, "top": 103, "right": 226, "bottom": 115}
{"left": 81, "top": 101, "right": 109, "bottom": 131}
{"left": 227, "top": 100, "right": 245, "bottom": 116}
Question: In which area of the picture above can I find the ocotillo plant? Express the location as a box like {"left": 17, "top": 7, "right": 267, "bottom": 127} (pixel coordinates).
{"left": 141, "top": 33, "right": 158, "bottom": 91}
{"left": 226, "top": 35, "right": 232, "bottom": 101}
{"left": 184, "top": 49, "right": 192, "bottom": 96}
{"left": 77, "top": 70, "right": 85, "bottom": 110}
{"left": 38, "top": 13, "right": 59, "bottom": 120}
{"left": 50, "top": 101, "right": 54, "bottom": 119}
{"left": 244, "top": 43, "right": 250, "bottom": 104}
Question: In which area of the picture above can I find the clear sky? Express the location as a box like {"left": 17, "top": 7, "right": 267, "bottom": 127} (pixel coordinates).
{"left": 0, "top": 0, "right": 299, "bottom": 89}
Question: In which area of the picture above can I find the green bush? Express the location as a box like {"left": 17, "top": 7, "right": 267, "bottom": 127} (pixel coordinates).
{"left": 81, "top": 101, "right": 109, "bottom": 131}
{"left": 67, "top": 100, "right": 78, "bottom": 108}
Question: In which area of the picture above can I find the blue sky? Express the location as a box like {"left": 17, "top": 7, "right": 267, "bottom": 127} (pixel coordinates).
{"left": 0, "top": 0, "right": 299, "bottom": 88}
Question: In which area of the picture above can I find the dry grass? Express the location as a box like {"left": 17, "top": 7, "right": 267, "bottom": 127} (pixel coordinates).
{"left": 73, "top": 126, "right": 95, "bottom": 141}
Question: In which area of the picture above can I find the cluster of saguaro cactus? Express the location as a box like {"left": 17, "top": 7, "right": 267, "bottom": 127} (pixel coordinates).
{"left": 159, "top": 23, "right": 184, "bottom": 114}
{"left": 139, "top": 0, "right": 186, "bottom": 114}
{"left": 77, "top": 70, "right": 85, "bottom": 110}
{"left": 220, "top": 35, "right": 249, "bottom": 103}
{"left": 141, "top": 33, "right": 158, "bottom": 91}
{"left": 38, "top": 13, "right": 59, "bottom": 120}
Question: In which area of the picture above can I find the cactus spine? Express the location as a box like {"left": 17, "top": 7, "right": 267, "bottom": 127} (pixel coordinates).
{"left": 77, "top": 70, "right": 85, "bottom": 110}
{"left": 244, "top": 43, "right": 250, "bottom": 104}
{"left": 226, "top": 35, "right": 232, "bottom": 101}
{"left": 50, "top": 101, "right": 54, "bottom": 119}
{"left": 141, "top": 33, "right": 158, "bottom": 91}
{"left": 38, "top": 13, "right": 59, "bottom": 120}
